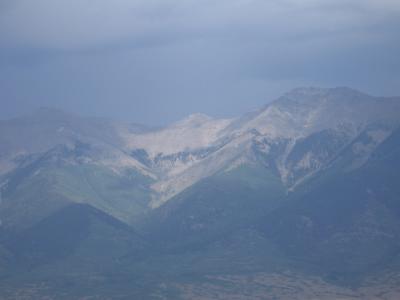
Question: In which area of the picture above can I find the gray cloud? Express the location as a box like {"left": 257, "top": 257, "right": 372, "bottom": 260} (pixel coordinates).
{"left": 1, "top": 0, "right": 399, "bottom": 124}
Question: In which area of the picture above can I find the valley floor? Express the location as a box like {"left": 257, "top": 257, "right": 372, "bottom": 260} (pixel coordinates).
{"left": 2, "top": 271, "right": 400, "bottom": 300}
{"left": 176, "top": 272, "right": 400, "bottom": 300}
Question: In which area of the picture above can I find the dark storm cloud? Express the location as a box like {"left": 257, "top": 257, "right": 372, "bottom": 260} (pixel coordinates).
{"left": 1, "top": 0, "right": 400, "bottom": 124}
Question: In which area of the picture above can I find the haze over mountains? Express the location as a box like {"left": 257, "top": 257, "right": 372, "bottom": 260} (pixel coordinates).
{"left": 1, "top": 87, "right": 400, "bottom": 299}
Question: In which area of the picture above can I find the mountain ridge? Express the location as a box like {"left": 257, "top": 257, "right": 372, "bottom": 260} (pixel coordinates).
{"left": 1, "top": 87, "right": 400, "bottom": 208}
{"left": 1, "top": 86, "right": 400, "bottom": 298}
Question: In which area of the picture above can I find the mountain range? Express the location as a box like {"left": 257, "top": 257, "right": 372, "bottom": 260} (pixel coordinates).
{"left": 1, "top": 87, "right": 400, "bottom": 299}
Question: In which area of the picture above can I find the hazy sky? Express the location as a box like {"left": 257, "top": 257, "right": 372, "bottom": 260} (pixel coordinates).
{"left": 1, "top": 0, "right": 400, "bottom": 125}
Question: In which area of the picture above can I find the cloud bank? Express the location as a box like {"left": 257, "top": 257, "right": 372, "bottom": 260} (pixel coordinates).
{"left": 1, "top": 0, "right": 399, "bottom": 124}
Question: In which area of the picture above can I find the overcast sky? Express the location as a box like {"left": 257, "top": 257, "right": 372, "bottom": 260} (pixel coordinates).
{"left": 1, "top": 0, "right": 400, "bottom": 125}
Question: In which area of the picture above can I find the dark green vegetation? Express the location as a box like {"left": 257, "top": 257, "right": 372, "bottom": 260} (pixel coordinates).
{"left": 1, "top": 139, "right": 400, "bottom": 299}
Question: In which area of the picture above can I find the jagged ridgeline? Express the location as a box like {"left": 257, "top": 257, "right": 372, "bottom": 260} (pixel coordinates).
{"left": 1, "top": 87, "right": 400, "bottom": 299}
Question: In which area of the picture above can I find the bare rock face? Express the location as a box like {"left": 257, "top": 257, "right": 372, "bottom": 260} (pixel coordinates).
{"left": 2, "top": 87, "right": 399, "bottom": 210}
{"left": 115, "top": 87, "right": 400, "bottom": 205}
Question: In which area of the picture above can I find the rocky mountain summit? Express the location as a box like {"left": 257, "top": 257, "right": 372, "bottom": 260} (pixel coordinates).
{"left": 1, "top": 87, "right": 400, "bottom": 215}
{"left": 1, "top": 87, "right": 400, "bottom": 299}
